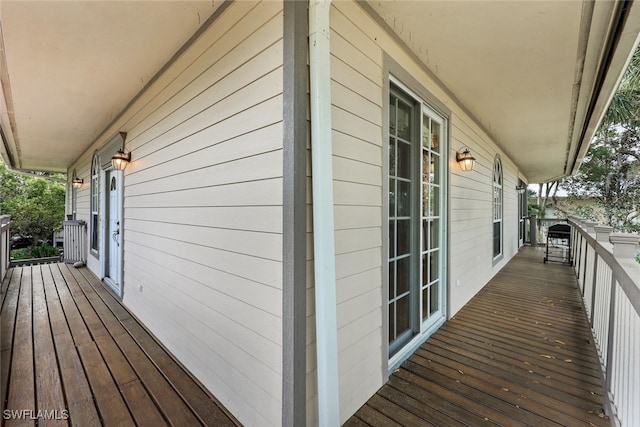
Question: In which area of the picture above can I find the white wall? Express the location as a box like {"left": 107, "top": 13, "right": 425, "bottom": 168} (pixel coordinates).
{"left": 304, "top": 1, "right": 528, "bottom": 424}
{"left": 69, "top": 2, "right": 285, "bottom": 425}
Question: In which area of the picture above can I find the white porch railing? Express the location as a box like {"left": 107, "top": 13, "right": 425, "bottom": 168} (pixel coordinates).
{"left": 63, "top": 220, "right": 87, "bottom": 264}
{"left": 569, "top": 218, "right": 640, "bottom": 427}
{"left": 0, "top": 215, "right": 10, "bottom": 282}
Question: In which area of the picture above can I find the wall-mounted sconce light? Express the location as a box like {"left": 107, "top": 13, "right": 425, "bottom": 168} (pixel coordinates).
{"left": 111, "top": 149, "right": 131, "bottom": 171}
{"left": 456, "top": 147, "right": 476, "bottom": 172}
{"left": 72, "top": 176, "right": 84, "bottom": 189}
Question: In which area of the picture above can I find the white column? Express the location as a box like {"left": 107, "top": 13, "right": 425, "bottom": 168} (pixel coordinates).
{"left": 309, "top": 1, "right": 340, "bottom": 425}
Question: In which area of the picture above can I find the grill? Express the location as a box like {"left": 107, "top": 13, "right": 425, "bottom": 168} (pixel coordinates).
{"left": 543, "top": 223, "right": 572, "bottom": 265}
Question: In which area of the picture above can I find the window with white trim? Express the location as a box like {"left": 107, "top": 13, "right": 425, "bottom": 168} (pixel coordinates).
{"left": 492, "top": 156, "right": 503, "bottom": 259}
{"left": 90, "top": 154, "right": 100, "bottom": 253}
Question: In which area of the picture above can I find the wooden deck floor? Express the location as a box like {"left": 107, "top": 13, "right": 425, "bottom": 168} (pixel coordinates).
{"left": 346, "top": 246, "right": 610, "bottom": 427}
{"left": 0, "top": 263, "right": 239, "bottom": 427}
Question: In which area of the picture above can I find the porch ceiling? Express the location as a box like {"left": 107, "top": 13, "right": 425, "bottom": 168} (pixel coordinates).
{"left": 1, "top": 1, "right": 639, "bottom": 182}
{"left": 0, "top": 0, "right": 221, "bottom": 173}
{"left": 365, "top": 0, "right": 640, "bottom": 182}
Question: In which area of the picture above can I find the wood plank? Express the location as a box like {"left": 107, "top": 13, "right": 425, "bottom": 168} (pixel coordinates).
{"left": 352, "top": 404, "right": 403, "bottom": 427}
{"left": 31, "top": 266, "right": 68, "bottom": 427}
{"left": 6, "top": 267, "right": 35, "bottom": 427}
{"left": 109, "top": 331, "right": 202, "bottom": 426}
{"left": 56, "top": 266, "right": 109, "bottom": 341}
{"left": 416, "top": 343, "right": 602, "bottom": 426}
{"left": 1, "top": 268, "right": 14, "bottom": 306}
{"left": 121, "top": 318, "right": 236, "bottom": 426}
{"left": 1, "top": 269, "right": 22, "bottom": 351}
{"left": 365, "top": 393, "right": 432, "bottom": 426}
{"left": 69, "top": 266, "right": 236, "bottom": 425}
{"left": 375, "top": 384, "right": 463, "bottom": 427}
{"left": 50, "top": 334, "right": 99, "bottom": 427}
{"left": 1, "top": 268, "right": 21, "bottom": 410}
{"left": 392, "top": 368, "right": 521, "bottom": 426}
{"left": 406, "top": 354, "right": 561, "bottom": 426}
{"left": 48, "top": 265, "right": 92, "bottom": 346}
{"left": 119, "top": 380, "right": 168, "bottom": 426}
{"left": 437, "top": 325, "right": 603, "bottom": 391}
{"left": 347, "top": 247, "right": 610, "bottom": 426}
{"left": 41, "top": 265, "right": 100, "bottom": 427}
{"left": 77, "top": 342, "right": 135, "bottom": 426}
{"left": 0, "top": 263, "right": 247, "bottom": 427}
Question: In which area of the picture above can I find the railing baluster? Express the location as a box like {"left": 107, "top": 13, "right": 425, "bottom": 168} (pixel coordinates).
{"left": 568, "top": 220, "right": 640, "bottom": 426}
{"left": 590, "top": 250, "right": 598, "bottom": 327}
{"left": 605, "top": 275, "right": 617, "bottom": 392}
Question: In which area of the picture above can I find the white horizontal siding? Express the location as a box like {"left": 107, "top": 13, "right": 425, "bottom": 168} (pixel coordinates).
{"left": 307, "top": 2, "right": 385, "bottom": 425}
{"left": 449, "top": 113, "right": 522, "bottom": 315}
{"left": 68, "top": 2, "right": 284, "bottom": 425}
{"left": 307, "top": 1, "right": 530, "bottom": 424}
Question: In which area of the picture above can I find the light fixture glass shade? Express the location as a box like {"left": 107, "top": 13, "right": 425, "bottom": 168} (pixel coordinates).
{"left": 456, "top": 149, "right": 475, "bottom": 172}
{"left": 111, "top": 149, "right": 131, "bottom": 171}
{"left": 72, "top": 177, "right": 83, "bottom": 189}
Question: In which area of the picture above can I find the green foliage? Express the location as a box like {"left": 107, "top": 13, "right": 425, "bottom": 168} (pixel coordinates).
{"left": 10, "top": 244, "right": 60, "bottom": 260}
{"left": 602, "top": 47, "right": 640, "bottom": 127}
{"left": 564, "top": 125, "right": 640, "bottom": 232}
{"left": 562, "top": 45, "right": 640, "bottom": 234}
{"left": 0, "top": 162, "right": 66, "bottom": 248}
{"left": 528, "top": 203, "right": 544, "bottom": 218}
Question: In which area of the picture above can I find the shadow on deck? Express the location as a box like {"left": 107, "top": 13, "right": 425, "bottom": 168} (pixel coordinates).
{"left": 347, "top": 246, "right": 609, "bottom": 427}
{"left": 0, "top": 262, "right": 239, "bottom": 427}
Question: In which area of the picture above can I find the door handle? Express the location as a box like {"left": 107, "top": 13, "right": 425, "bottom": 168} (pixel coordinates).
{"left": 112, "top": 228, "right": 120, "bottom": 245}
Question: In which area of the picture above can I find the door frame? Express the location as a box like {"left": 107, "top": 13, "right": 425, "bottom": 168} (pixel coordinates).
{"left": 386, "top": 74, "right": 449, "bottom": 371}
{"left": 100, "top": 167, "right": 124, "bottom": 297}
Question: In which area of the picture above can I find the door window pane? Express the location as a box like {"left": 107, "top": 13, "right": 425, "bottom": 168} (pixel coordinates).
{"left": 397, "top": 142, "right": 411, "bottom": 179}
{"left": 431, "top": 121, "right": 441, "bottom": 153}
{"left": 429, "top": 251, "right": 439, "bottom": 283}
{"left": 388, "top": 303, "right": 395, "bottom": 342}
{"left": 388, "top": 261, "right": 395, "bottom": 300}
{"left": 396, "top": 296, "right": 410, "bottom": 335}
{"left": 389, "top": 179, "right": 396, "bottom": 216}
{"left": 389, "top": 141, "right": 396, "bottom": 176}
{"left": 397, "top": 181, "right": 411, "bottom": 217}
{"left": 430, "top": 282, "right": 439, "bottom": 313}
{"left": 396, "top": 100, "right": 411, "bottom": 140}
{"left": 422, "top": 287, "right": 430, "bottom": 321}
{"left": 396, "top": 256, "right": 410, "bottom": 296}
{"left": 430, "top": 219, "right": 440, "bottom": 249}
{"left": 396, "top": 220, "right": 410, "bottom": 256}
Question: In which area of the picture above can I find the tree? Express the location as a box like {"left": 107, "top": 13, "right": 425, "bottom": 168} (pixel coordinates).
{"left": 535, "top": 180, "right": 561, "bottom": 218}
{"left": 602, "top": 47, "right": 640, "bottom": 127}
{"left": 563, "top": 125, "right": 640, "bottom": 232}
{"left": 562, "top": 45, "right": 640, "bottom": 234}
{"left": 0, "top": 162, "right": 66, "bottom": 248}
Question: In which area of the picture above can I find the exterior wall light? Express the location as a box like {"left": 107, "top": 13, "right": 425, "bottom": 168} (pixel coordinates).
{"left": 72, "top": 176, "right": 83, "bottom": 189}
{"left": 111, "top": 149, "right": 131, "bottom": 171}
{"left": 456, "top": 147, "right": 476, "bottom": 172}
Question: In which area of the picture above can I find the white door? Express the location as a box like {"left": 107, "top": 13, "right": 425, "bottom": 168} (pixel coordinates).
{"left": 105, "top": 170, "right": 122, "bottom": 295}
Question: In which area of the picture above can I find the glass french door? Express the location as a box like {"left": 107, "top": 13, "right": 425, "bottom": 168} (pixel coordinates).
{"left": 388, "top": 81, "right": 446, "bottom": 358}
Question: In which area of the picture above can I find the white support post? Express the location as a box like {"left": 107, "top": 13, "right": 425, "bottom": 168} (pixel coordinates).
{"left": 309, "top": 1, "right": 340, "bottom": 425}
{"left": 610, "top": 233, "right": 640, "bottom": 259}
{"left": 594, "top": 225, "right": 613, "bottom": 243}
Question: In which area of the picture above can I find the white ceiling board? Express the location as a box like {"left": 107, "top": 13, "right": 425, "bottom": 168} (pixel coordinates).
{"left": 0, "top": 0, "right": 220, "bottom": 172}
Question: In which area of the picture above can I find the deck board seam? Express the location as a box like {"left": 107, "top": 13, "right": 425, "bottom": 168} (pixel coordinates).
{"left": 74, "top": 266, "right": 239, "bottom": 426}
